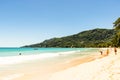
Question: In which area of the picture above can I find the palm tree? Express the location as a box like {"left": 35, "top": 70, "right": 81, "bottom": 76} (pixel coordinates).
{"left": 113, "top": 17, "right": 120, "bottom": 30}
{"left": 113, "top": 17, "right": 120, "bottom": 47}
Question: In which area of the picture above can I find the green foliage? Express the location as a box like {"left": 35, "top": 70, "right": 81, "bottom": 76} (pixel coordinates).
{"left": 113, "top": 17, "right": 120, "bottom": 30}
{"left": 24, "top": 29, "right": 116, "bottom": 48}
{"left": 112, "top": 17, "right": 120, "bottom": 47}
{"left": 112, "top": 32, "right": 120, "bottom": 47}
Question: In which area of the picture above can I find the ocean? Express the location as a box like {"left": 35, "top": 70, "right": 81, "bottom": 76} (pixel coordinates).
{"left": 0, "top": 48, "right": 98, "bottom": 56}
{"left": 0, "top": 48, "right": 98, "bottom": 64}
{"left": 0, "top": 48, "right": 99, "bottom": 80}
{"left": 0, "top": 48, "right": 99, "bottom": 65}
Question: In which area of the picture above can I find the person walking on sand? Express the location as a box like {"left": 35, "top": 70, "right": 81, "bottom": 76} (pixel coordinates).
{"left": 106, "top": 48, "right": 109, "bottom": 55}
{"left": 99, "top": 48, "right": 104, "bottom": 55}
{"left": 99, "top": 49, "right": 103, "bottom": 55}
{"left": 100, "top": 50, "right": 103, "bottom": 55}
{"left": 114, "top": 47, "right": 117, "bottom": 55}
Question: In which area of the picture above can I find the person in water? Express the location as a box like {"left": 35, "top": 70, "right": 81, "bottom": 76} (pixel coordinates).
{"left": 19, "top": 53, "right": 21, "bottom": 55}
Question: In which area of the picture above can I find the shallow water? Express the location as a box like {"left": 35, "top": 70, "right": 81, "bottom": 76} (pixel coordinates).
{"left": 0, "top": 48, "right": 99, "bottom": 80}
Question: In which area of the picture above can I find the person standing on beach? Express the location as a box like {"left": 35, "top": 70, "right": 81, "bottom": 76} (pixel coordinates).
{"left": 106, "top": 49, "right": 109, "bottom": 55}
{"left": 99, "top": 48, "right": 105, "bottom": 55}
{"left": 99, "top": 50, "right": 103, "bottom": 55}
{"left": 114, "top": 47, "right": 117, "bottom": 55}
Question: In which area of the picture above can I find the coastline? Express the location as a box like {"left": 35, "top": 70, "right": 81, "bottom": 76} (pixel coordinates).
{"left": 0, "top": 50, "right": 105, "bottom": 80}
{"left": 0, "top": 48, "right": 116, "bottom": 80}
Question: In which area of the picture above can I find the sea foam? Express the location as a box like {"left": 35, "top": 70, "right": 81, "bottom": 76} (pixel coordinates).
{"left": 0, "top": 50, "right": 78, "bottom": 65}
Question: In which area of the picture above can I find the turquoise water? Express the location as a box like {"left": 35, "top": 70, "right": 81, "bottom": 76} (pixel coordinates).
{"left": 0, "top": 48, "right": 99, "bottom": 66}
{"left": 0, "top": 48, "right": 98, "bottom": 57}
{"left": 0, "top": 48, "right": 99, "bottom": 80}
{"left": 0, "top": 48, "right": 99, "bottom": 70}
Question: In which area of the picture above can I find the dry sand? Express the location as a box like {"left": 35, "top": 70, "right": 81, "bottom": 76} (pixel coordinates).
{"left": 48, "top": 49, "right": 120, "bottom": 80}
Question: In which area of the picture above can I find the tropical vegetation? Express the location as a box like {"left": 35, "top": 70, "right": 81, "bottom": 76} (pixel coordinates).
{"left": 113, "top": 17, "right": 120, "bottom": 47}
{"left": 24, "top": 29, "right": 116, "bottom": 48}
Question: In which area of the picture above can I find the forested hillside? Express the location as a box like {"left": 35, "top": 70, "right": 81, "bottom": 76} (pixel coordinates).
{"left": 24, "top": 29, "right": 116, "bottom": 48}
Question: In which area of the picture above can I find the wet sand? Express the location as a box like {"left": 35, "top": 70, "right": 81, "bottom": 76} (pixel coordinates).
{"left": 0, "top": 53, "right": 105, "bottom": 80}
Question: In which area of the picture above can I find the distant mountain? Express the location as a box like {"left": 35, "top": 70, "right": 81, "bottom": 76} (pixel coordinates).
{"left": 23, "top": 28, "right": 116, "bottom": 48}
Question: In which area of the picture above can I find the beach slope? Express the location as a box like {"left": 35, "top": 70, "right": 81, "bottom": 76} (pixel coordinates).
{"left": 48, "top": 52, "right": 120, "bottom": 80}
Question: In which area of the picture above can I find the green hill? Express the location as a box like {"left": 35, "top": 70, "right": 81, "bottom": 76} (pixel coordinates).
{"left": 24, "top": 28, "right": 116, "bottom": 48}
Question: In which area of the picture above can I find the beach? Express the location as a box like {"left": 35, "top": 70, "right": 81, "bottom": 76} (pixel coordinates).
{"left": 0, "top": 48, "right": 120, "bottom": 80}
{"left": 48, "top": 48, "right": 120, "bottom": 80}
{"left": 0, "top": 54, "right": 100, "bottom": 80}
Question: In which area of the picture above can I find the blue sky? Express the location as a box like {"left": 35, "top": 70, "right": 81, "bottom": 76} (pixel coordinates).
{"left": 0, "top": 0, "right": 120, "bottom": 47}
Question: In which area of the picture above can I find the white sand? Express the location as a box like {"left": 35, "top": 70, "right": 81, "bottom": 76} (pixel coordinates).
{"left": 1, "top": 74, "right": 24, "bottom": 80}
{"left": 48, "top": 52, "right": 120, "bottom": 80}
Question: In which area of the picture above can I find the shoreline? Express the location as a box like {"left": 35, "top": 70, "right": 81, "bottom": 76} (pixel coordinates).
{"left": 0, "top": 53, "right": 59, "bottom": 65}
{"left": 0, "top": 48, "right": 111, "bottom": 80}
{"left": 8, "top": 52, "right": 105, "bottom": 80}
{"left": 0, "top": 50, "right": 82, "bottom": 65}
{"left": 48, "top": 48, "right": 120, "bottom": 80}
